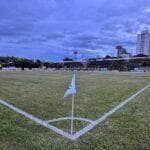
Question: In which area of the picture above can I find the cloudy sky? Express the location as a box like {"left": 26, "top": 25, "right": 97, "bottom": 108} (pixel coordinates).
{"left": 0, "top": 0, "right": 150, "bottom": 61}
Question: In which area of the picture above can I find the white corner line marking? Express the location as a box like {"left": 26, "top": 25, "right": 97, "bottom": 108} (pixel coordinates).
{"left": 72, "top": 84, "right": 150, "bottom": 140}
{"left": 0, "top": 99, "right": 74, "bottom": 140}
{"left": 46, "top": 117, "right": 93, "bottom": 123}
{"left": 0, "top": 84, "right": 149, "bottom": 141}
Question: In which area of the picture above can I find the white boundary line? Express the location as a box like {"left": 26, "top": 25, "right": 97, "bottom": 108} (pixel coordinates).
{"left": 0, "top": 84, "right": 149, "bottom": 141}
{"left": 46, "top": 117, "right": 93, "bottom": 123}
{"left": 0, "top": 99, "right": 74, "bottom": 140}
{"left": 72, "top": 84, "right": 150, "bottom": 140}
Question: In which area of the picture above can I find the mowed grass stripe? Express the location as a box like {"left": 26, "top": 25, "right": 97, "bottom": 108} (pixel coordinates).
{"left": 0, "top": 72, "right": 150, "bottom": 149}
{"left": 0, "top": 72, "right": 149, "bottom": 120}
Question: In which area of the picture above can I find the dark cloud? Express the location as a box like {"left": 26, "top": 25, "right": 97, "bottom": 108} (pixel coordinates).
{"left": 0, "top": 0, "right": 150, "bottom": 61}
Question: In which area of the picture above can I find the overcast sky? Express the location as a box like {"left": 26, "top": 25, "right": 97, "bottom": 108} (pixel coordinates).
{"left": 0, "top": 0, "right": 150, "bottom": 61}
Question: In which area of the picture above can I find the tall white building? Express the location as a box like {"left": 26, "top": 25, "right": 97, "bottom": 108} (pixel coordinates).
{"left": 137, "top": 30, "right": 150, "bottom": 55}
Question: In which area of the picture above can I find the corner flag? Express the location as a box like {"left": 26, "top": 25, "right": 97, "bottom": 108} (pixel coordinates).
{"left": 63, "top": 73, "right": 76, "bottom": 99}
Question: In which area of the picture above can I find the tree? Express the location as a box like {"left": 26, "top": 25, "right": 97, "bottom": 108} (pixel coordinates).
{"left": 116, "top": 45, "right": 123, "bottom": 50}
{"left": 43, "top": 62, "right": 50, "bottom": 69}
{"left": 116, "top": 45, "right": 127, "bottom": 58}
{"left": 35, "top": 59, "right": 42, "bottom": 68}
{"left": 105, "top": 55, "right": 111, "bottom": 59}
{"left": 63, "top": 57, "right": 73, "bottom": 61}
{"left": 135, "top": 54, "right": 148, "bottom": 57}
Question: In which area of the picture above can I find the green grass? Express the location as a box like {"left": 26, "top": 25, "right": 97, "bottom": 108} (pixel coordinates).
{"left": 0, "top": 71, "right": 150, "bottom": 150}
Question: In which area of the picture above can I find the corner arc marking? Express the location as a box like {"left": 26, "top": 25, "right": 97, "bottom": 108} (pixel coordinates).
{"left": 0, "top": 84, "right": 149, "bottom": 141}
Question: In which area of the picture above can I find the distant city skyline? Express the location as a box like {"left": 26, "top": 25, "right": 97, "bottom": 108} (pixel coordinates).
{"left": 0, "top": 0, "right": 150, "bottom": 61}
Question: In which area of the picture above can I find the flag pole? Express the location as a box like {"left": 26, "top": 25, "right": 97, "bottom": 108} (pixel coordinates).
{"left": 70, "top": 51, "right": 77, "bottom": 135}
{"left": 71, "top": 93, "right": 75, "bottom": 135}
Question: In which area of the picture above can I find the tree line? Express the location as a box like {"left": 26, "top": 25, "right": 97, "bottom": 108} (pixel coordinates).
{"left": 0, "top": 56, "right": 150, "bottom": 71}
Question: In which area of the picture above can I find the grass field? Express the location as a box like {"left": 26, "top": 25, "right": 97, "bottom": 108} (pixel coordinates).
{"left": 0, "top": 71, "right": 150, "bottom": 150}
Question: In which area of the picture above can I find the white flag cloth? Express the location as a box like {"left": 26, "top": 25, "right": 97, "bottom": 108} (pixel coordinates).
{"left": 63, "top": 73, "right": 76, "bottom": 99}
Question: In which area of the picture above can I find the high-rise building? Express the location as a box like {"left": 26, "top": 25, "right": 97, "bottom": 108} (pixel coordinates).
{"left": 137, "top": 30, "right": 150, "bottom": 55}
